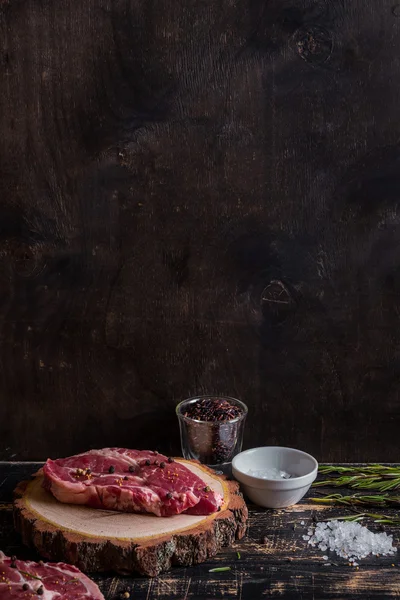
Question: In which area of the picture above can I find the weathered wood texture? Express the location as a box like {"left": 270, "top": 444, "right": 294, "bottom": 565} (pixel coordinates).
{"left": 3, "top": 463, "right": 400, "bottom": 599}
{"left": 1, "top": 1, "right": 400, "bottom": 461}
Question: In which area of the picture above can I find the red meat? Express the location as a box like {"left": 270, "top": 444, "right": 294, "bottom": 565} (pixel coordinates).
{"left": 43, "top": 448, "right": 222, "bottom": 517}
{"left": 0, "top": 552, "right": 104, "bottom": 599}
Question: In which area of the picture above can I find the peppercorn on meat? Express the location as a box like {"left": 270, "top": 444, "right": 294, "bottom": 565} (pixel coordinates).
{"left": 0, "top": 552, "right": 104, "bottom": 599}
{"left": 43, "top": 448, "right": 223, "bottom": 517}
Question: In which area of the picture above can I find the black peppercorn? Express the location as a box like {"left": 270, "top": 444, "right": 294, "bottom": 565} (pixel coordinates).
{"left": 145, "top": 459, "right": 150, "bottom": 466}
{"left": 124, "top": 476, "right": 128, "bottom": 480}
{"left": 109, "top": 465, "right": 115, "bottom": 474}
{"left": 204, "top": 486, "right": 210, "bottom": 492}
{"left": 217, "top": 506, "right": 221, "bottom": 511}
{"left": 86, "top": 468, "right": 91, "bottom": 475}
{"left": 10, "top": 562, "right": 16, "bottom": 569}
{"left": 37, "top": 586, "right": 44, "bottom": 595}
{"left": 166, "top": 492, "right": 173, "bottom": 499}
{"left": 168, "top": 457, "right": 174, "bottom": 463}
{"left": 160, "top": 462, "right": 165, "bottom": 468}
{"left": 22, "top": 583, "right": 29, "bottom": 591}
{"left": 129, "top": 466, "right": 135, "bottom": 473}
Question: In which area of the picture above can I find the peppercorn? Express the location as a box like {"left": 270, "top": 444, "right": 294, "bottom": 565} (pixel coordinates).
{"left": 129, "top": 466, "right": 135, "bottom": 473}
{"left": 86, "top": 468, "right": 91, "bottom": 475}
{"left": 145, "top": 459, "right": 150, "bottom": 466}
{"left": 166, "top": 492, "right": 173, "bottom": 499}
{"left": 109, "top": 466, "right": 115, "bottom": 474}
{"left": 10, "top": 562, "right": 16, "bottom": 569}
{"left": 217, "top": 506, "right": 221, "bottom": 511}
{"left": 204, "top": 486, "right": 211, "bottom": 492}
{"left": 37, "top": 586, "right": 44, "bottom": 595}
{"left": 168, "top": 457, "right": 174, "bottom": 463}
{"left": 154, "top": 460, "right": 159, "bottom": 466}
{"left": 22, "top": 583, "right": 29, "bottom": 591}
{"left": 160, "top": 462, "right": 165, "bottom": 468}
{"left": 183, "top": 398, "right": 243, "bottom": 422}
{"left": 124, "top": 476, "right": 128, "bottom": 480}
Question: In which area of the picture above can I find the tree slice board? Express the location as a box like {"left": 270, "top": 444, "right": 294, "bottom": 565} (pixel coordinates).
{"left": 13, "top": 459, "right": 248, "bottom": 577}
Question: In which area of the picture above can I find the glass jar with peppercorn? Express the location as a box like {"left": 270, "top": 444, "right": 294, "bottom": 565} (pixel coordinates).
{"left": 176, "top": 395, "right": 248, "bottom": 474}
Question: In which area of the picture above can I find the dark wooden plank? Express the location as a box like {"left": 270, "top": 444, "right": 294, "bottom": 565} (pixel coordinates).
{"left": 1, "top": 463, "right": 400, "bottom": 598}
{"left": 0, "top": 0, "right": 400, "bottom": 461}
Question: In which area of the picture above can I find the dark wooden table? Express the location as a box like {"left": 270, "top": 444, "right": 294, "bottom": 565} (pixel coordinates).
{"left": 1, "top": 463, "right": 398, "bottom": 599}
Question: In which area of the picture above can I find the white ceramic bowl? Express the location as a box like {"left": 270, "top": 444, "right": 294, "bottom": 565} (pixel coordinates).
{"left": 232, "top": 446, "right": 318, "bottom": 508}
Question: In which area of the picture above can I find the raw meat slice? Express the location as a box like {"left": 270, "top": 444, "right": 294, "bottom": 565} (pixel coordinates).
{"left": 43, "top": 448, "right": 223, "bottom": 517}
{"left": 0, "top": 552, "right": 104, "bottom": 599}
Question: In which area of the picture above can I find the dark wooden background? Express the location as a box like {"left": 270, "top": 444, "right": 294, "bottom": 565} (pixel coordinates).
{"left": 0, "top": 0, "right": 399, "bottom": 462}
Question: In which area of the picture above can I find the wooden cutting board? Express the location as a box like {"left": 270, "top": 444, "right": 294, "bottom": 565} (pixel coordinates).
{"left": 13, "top": 459, "right": 248, "bottom": 577}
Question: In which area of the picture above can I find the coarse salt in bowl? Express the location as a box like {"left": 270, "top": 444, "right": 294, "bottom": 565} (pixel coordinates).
{"left": 232, "top": 446, "right": 318, "bottom": 508}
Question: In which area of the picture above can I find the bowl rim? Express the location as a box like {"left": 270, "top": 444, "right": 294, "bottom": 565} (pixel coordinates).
{"left": 175, "top": 395, "right": 248, "bottom": 424}
{"left": 232, "top": 446, "right": 318, "bottom": 485}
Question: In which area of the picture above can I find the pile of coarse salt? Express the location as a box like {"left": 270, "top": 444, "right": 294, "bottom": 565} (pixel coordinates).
{"left": 303, "top": 520, "right": 397, "bottom": 566}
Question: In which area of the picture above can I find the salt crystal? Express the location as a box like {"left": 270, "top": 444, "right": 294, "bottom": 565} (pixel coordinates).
{"left": 300, "top": 521, "right": 305, "bottom": 525}
{"left": 305, "top": 520, "right": 397, "bottom": 565}
{"left": 246, "top": 467, "right": 292, "bottom": 480}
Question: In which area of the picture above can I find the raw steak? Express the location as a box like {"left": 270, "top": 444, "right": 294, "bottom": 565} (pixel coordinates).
{"left": 0, "top": 552, "right": 104, "bottom": 599}
{"left": 43, "top": 448, "right": 223, "bottom": 517}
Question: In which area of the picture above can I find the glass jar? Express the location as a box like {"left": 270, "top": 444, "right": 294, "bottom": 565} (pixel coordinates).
{"left": 176, "top": 395, "right": 248, "bottom": 473}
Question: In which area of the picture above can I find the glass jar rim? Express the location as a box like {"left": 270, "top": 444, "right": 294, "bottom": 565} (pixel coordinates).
{"left": 176, "top": 395, "right": 248, "bottom": 424}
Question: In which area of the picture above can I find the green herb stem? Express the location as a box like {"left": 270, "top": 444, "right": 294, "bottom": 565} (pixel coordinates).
{"left": 309, "top": 493, "right": 400, "bottom": 508}
{"left": 209, "top": 567, "right": 231, "bottom": 573}
{"left": 18, "top": 570, "right": 42, "bottom": 581}
{"left": 314, "top": 465, "right": 400, "bottom": 493}
{"left": 318, "top": 465, "right": 400, "bottom": 476}
{"left": 322, "top": 512, "right": 400, "bottom": 526}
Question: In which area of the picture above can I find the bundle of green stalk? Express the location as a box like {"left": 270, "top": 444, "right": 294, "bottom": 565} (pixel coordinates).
{"left": 310, "top": 465, "right": 400, "bottom": 525}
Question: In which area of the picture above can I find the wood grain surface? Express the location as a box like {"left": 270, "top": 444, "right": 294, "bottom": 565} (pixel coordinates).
{"left": 13, "top": 462, "right": 247, "bottom": 576}
{"left": 3, "top": 462, "right": 400, "bottom": 599}
{"left": 1, "top": 0, "right": 400, "bottom": 461}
